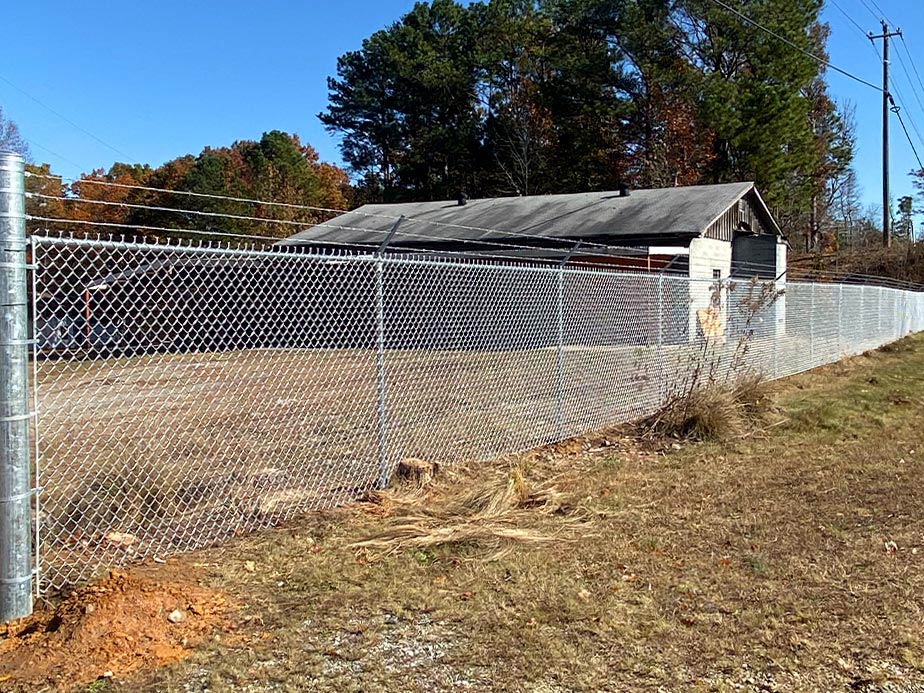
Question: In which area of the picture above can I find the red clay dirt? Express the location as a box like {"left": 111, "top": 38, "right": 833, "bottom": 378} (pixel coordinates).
{"left": 0, "top": 567, "right": 228, "bottom": 691}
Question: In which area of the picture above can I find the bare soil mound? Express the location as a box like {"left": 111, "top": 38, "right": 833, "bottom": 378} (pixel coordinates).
{"left": 0, "top": 568, "right": 227, "bottom": 690}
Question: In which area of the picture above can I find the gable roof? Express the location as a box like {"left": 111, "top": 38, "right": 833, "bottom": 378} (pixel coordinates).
{"left": 283, "top": 181, "right": 780, "bottom": 249}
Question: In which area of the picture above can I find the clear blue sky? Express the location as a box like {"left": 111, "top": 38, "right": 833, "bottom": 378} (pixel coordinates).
{"left": 820, "top": 0, "right": 924, "bottom": 220}
{"left": 3, "top": 0, "right": 924, "bottom": 219}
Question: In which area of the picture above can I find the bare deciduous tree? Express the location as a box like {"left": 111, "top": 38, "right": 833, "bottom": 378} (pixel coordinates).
{"left": 0, "top": 107, "right": 30, "bottom": 160}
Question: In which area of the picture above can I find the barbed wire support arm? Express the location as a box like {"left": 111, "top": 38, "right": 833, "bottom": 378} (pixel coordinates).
{"left": 0, "top": 152, "right": 33, "bottom": 622}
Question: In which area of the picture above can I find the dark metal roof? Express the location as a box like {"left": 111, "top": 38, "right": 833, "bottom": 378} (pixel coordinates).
{"left": 284, "top": 182, "right": 780, "bottom": 249}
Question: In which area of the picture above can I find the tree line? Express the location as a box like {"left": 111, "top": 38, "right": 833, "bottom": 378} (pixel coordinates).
{"left": 320, "top": 0, "right": 858, "bottom": 248}
{"left": 22, "top": 130, "right": 350, "bottom": 243}
{"left": 4, "top": 0, "right": 912, "bottom": 250}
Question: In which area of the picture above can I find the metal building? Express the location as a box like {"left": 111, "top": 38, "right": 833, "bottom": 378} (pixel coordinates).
{"left": 285, "top": 181, "right": 787, "bottom": 341}
{"left": 285, "top": 181, "right": 784, "bottom": 277}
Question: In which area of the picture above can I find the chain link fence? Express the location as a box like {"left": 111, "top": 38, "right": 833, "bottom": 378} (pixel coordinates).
{"left": 28, "top": 235, "right": 924, "bottom": 590}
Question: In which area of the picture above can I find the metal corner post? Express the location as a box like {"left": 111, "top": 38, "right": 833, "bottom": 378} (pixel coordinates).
{"left": 0, "top": 151, "right": 32, "bottom": 622}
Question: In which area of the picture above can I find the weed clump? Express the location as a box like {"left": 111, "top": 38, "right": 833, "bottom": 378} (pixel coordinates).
{"left": 732, "top": 373, "right": 777, "bottom": 422}
{"left": 642, "top": 376, "right": 776, "bottom": 443}
{"left": 878, "top": 340, "right": 913, "bottom": 354}
{"left": 645, "top": 385, "right": 741, "bottom": 441}
{"left": 641, "top": 275, "right": 782, "bottom": 444}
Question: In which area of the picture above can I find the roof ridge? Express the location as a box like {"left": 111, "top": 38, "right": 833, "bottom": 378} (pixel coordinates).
{"left": 356, "top": 181, "right": 757, "bottom": 210}
{"left": 288, "top": 181, "right": 773, "bottom": 246}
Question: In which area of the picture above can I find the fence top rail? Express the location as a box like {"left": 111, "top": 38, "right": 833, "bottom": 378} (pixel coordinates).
{"left": 26, "top": 234, "right": 660, "bottom": 281}
{"left": 27, "top": 233, "right": 924, "bottom": 293}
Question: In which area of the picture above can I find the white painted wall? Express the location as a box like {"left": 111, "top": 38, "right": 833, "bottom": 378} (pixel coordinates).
{"left": 688, "top": 238, "right": 732, "bottom": 340}
{"left": 688, "top": 237, "right": 732, "bottom": 280}
{"left": 774, "top": 241, "right": 787, "bottom": 337}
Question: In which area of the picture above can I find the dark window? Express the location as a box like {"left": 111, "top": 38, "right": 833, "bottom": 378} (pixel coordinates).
{"left": 712, "top": 269, "right": 722, "bottom": 279}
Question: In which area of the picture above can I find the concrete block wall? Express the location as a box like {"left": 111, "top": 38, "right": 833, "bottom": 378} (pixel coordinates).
{"left": 688, "top": 238, "right": 732, "bottom": 340}
{"left": 775, "top": 241, "right": 787, "bottom": 338}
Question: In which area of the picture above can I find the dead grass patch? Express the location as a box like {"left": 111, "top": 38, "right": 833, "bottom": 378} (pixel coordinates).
{"left": 732, "top": 373, "right": 778, "bottom": 422}
{"left": 352, "top": 457, "right": 588, "bottom": 557}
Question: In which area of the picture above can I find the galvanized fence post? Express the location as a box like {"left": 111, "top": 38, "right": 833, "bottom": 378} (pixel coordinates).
{"left": 554, "top": 244, "right": 583, "bottom": 440}
{"left": 837, "top": 285, "right": 844, "bottom": 357}
{"left": 861, "top": 284, "right": 866, "bottom": 349}
{"left": 897, "top": 290, "right": 902, "bottom": 341}
{"left": 899, "top": 290, "right": 904, "bottom": 341}
{"left": 555, "top": 264, "right": 566, "bottom": 440}
{"left": 771, "top": 278, "right": 779, "bottom": 378}
{"left": 0, "top": 152, "right": 32, "bottom": 622}
{"left": 877, "top": 286, "right": 882, "bottom": 342}
{"left": 375, "top": 256, "right": 388, "bottom": 488}
{"left": 657, "top": 273, "right": 664, "bottom": 403}
{"left": 809, "top": 283, "right": 815, "bottom": 367}
{"left": 374, "top": 217, "right": 402, "bottom": 489}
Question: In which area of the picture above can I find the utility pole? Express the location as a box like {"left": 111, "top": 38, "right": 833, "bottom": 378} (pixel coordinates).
{"left": 870, "top": 21, "right": 903, "bottom": 248}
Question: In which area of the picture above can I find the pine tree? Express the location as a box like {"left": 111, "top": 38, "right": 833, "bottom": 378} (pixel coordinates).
{"left": 319, "top": 0, "right": 853, "bottom": 237}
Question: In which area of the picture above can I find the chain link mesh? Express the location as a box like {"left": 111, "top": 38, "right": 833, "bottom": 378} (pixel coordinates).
{"left": 30, "top": 236, "right": 924, "bottom": 589}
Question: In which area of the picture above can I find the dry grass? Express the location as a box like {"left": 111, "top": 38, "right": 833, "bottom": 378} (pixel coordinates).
{"left": 351, "top": 458, "right": 587, "bottom": 558}
{"left": 640, "top": 373, "right": 777, "bottom": 442}
{"left": 730, "top": 372, "right": 777, "bottom": 422}
{"left": 37, "top": 333, "right": 807, "bottom": 589}
{"left": 643, "top": 384, "right": 743, "bottom": 440}
{"left": 19, "top": 334, "right": 924, "bottom": 692}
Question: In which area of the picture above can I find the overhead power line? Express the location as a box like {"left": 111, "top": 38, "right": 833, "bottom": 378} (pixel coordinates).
{"left": 824, "top": 5, "right": 924, "bottom": 163}
{"left": 21, "top": 139, "right": 84, "bottom": 171}
{"left": 898, "top": 35, "right": 924, "bottom": 111}
{"left": 827, "top": 0, "right": 884, "bottom": 67}
{"left": 853, "top": 0, "right": 893, "bottom": 25}
{"left": 890, "top": 97, "right": 924, "bottom": 172}
{"left": 0, "top": 73, "right": 138, "bottom": 163}
{"left": 889, "top": 53, "right": 924, "bottom": 152}
{"left": 823, "top": 3, "right": 924, "bottom": 178}
{"left": 889, "top": 91, "right": 924, "bottom": 154}
{"left": 828, "top": 0, "right": 877, "bottom": 47}
{"left": 708, "top": 0, "right": 883, "bottom": 92}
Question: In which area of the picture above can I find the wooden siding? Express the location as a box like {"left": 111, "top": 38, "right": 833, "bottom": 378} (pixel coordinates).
{"left": 570, "top": 254, "right": 686, "bottom": 272}
{"left": 704, "top": 193, "right": 769, "bottom": 241}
